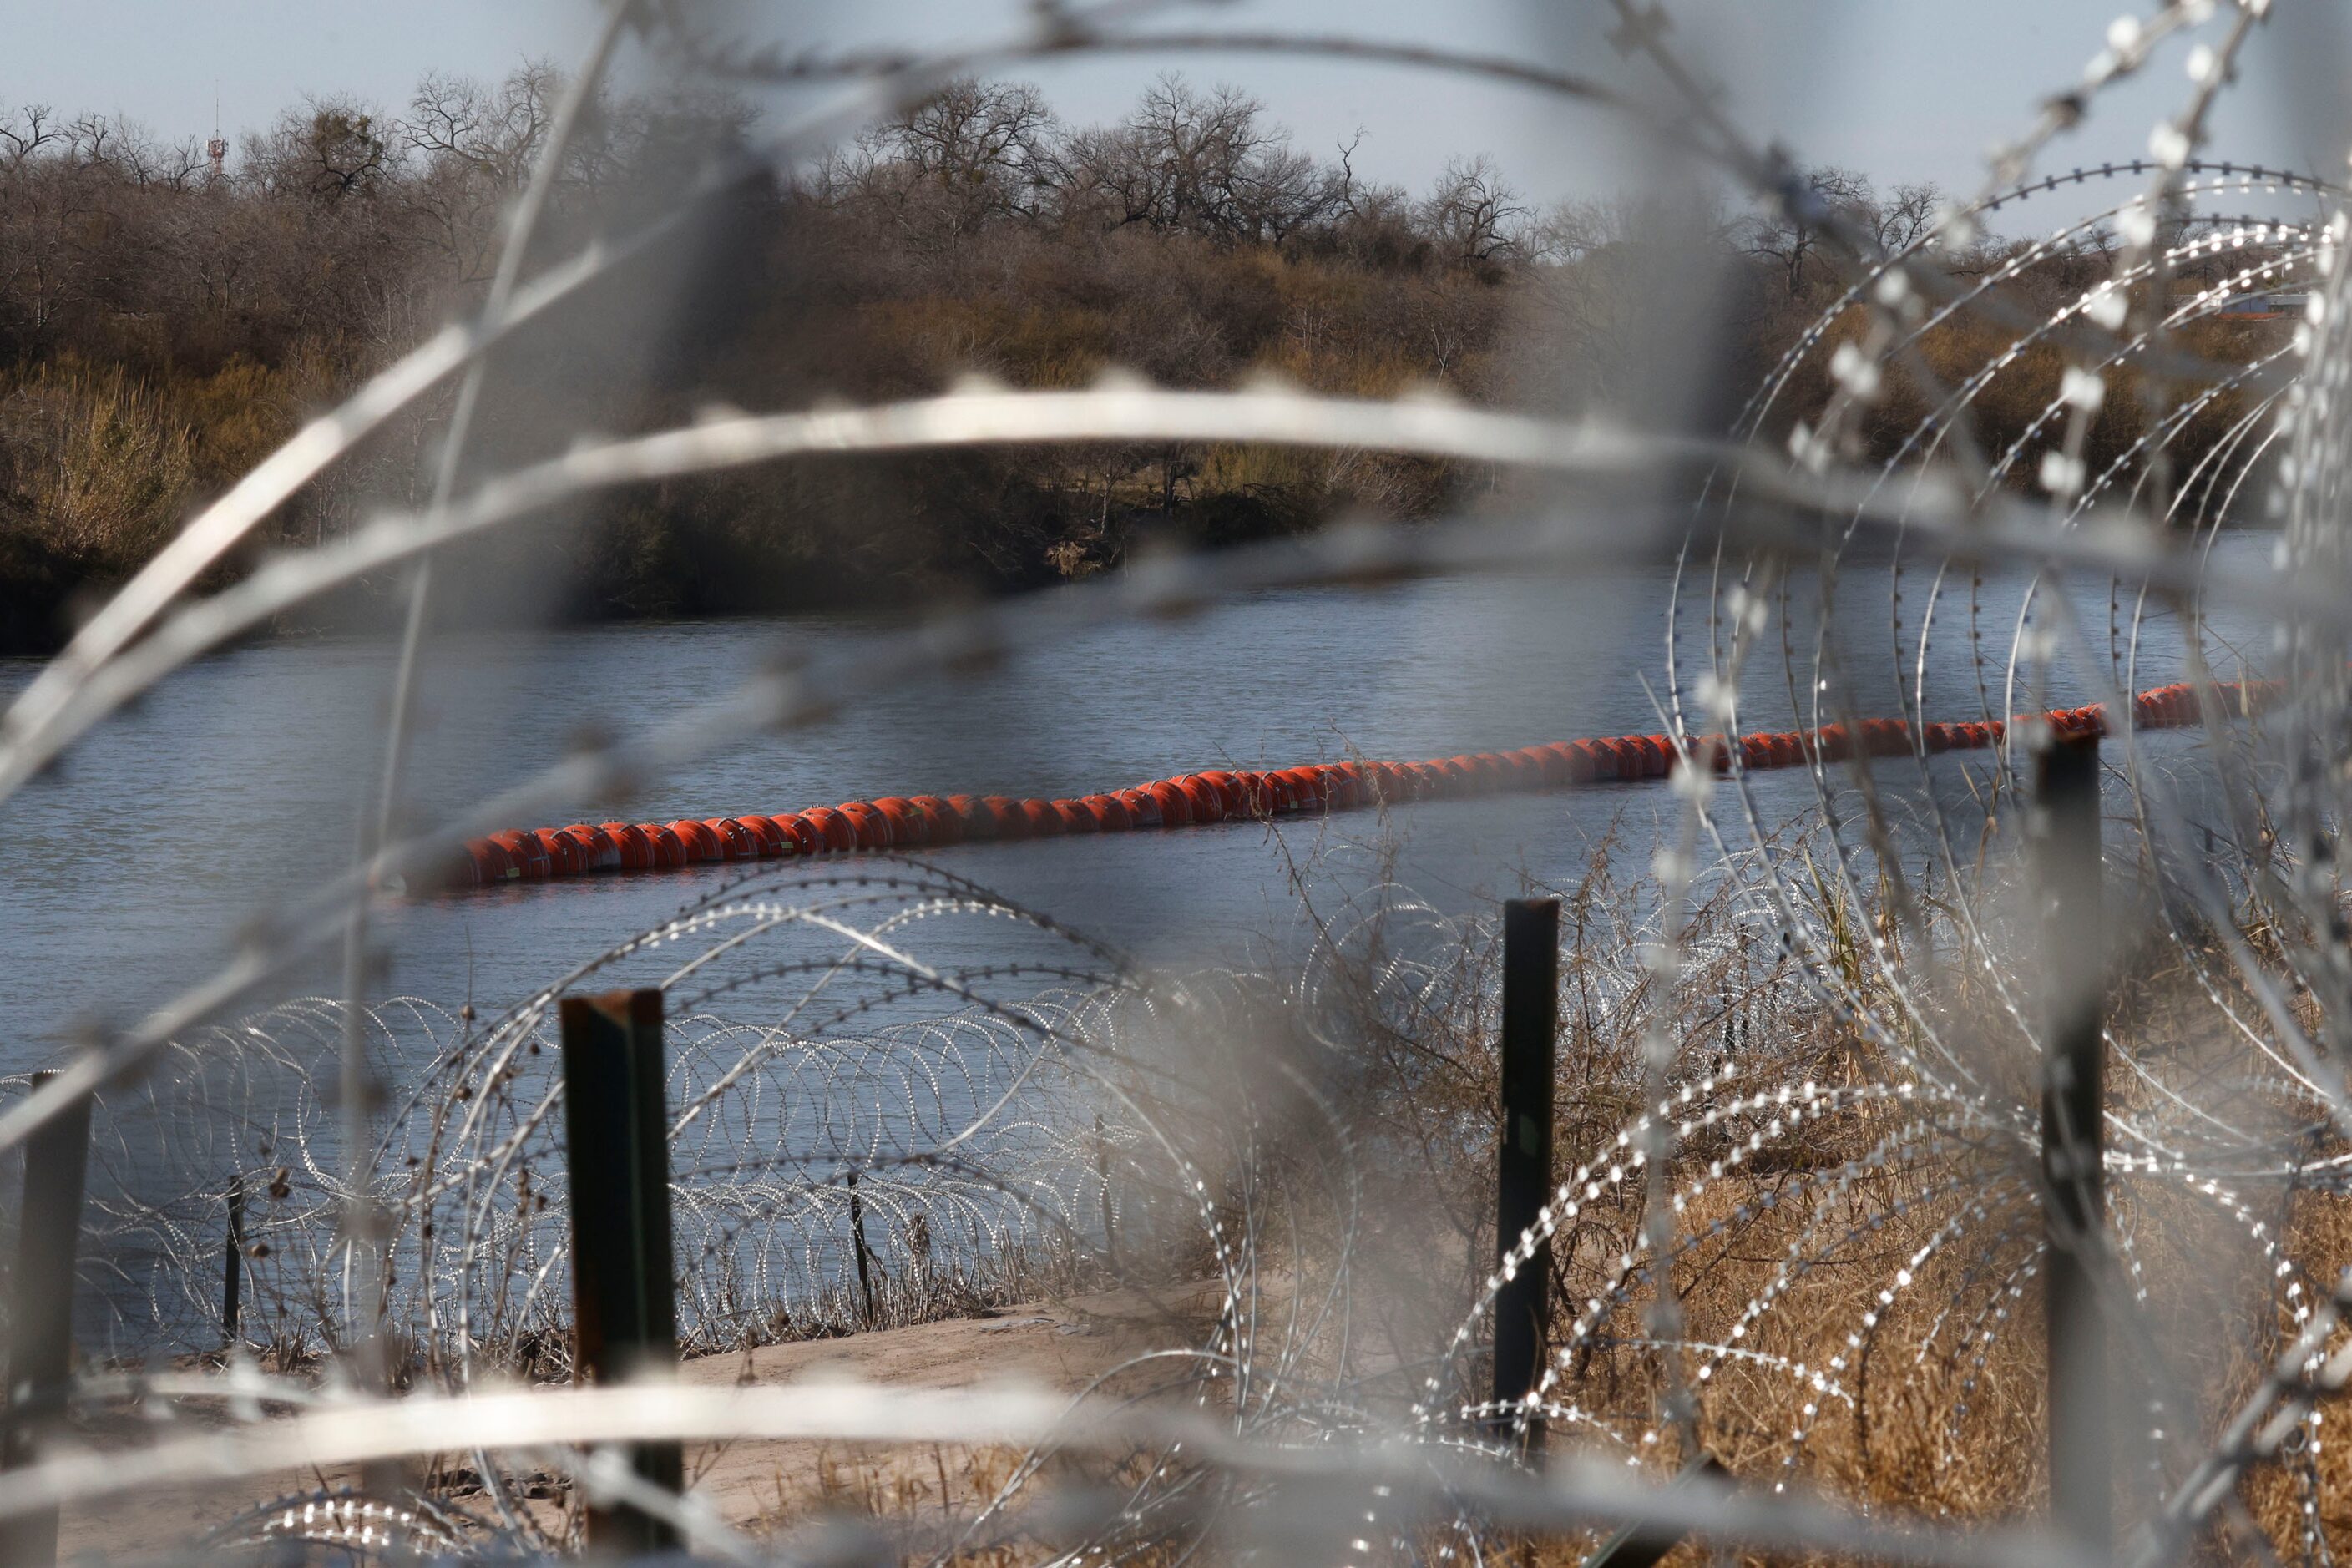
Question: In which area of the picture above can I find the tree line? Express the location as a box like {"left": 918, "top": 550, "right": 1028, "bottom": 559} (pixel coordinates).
{"left": 0, "top": 68, "right": 2283, "bottom": 650}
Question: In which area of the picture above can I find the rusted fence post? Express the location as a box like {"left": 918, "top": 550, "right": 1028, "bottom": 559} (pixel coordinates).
{"left": 1494, "top": 897, "right": 1560, "bottom": 1453}
{"left": 558, "top": 989, "right": 683, "bottom": 1555}
{"left": 2, "top": 1071, "right": 94, "bottom": 1568}
{"left": 2033, "top": 730, "right": 2107, "bottom": 1552}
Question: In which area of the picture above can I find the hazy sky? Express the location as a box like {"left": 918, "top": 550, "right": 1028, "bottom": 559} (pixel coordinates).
{"left": 9, "top": 1, "right": 2347, "bottom": 229}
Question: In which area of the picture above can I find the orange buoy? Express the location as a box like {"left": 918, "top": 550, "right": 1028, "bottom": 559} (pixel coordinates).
{"left": 598, "top": 822, "right": 655, "bottom": 870}
{"left": 837, "top": 802, "right": 896, "bottom": 849}
{"left": 773, "top": 812, "right": 825, "bottom": 856}
{"left": 703, "top": 818, "right": 760, "bottom": 860}
{"left": 909, "top": 796, "right": 963, "bottom": 846}
{"left": 1144, "top": 780, "right": 1191, "bottom": 827}
{"left": 463, "top": 838, "right": 512, "bottom": 883}
{"left": 532, "top": 828, "right": 586, "bottom": 877}
{"left": 489, "top": 829, "right": 552, "bottom": 879}
{"left": 1194, "top": 770, "right": 1245, "bottom": 817}
{"left": 943, "top": 795, "right": 994, "bottom": 841}
{"left": 661, "top": 820, "right": 718, "bottom": 862}
{"left": 559, "top": 823, "right": 623, "bottom": 872}
{"left": 733, "top": 815, "right": 789, "bottom": 857}
{"left": 874, "top": 799, "right": 926, "bottom": 846}
{"left": 1116, "top": 786, "right": 1162, "bottom": 827}
{"left": 974, "top": 797, "right": 1025, "bottom": 840}
{"left": 1085, "top": 792, "right": 1133, "bottom": 831}
{"left": 635, "top": 823, "right": 685, "bottom": 867}
{"left": 870, "top": 797, "right": 926, "bottom": 846}
{"left": 1175, "top": 776, "right": 1225, "bottom": 823}
{"left": 1018, "top": 798, "right": 1065, "bottom": 837}
{"left": 800, "top": 807, "right": 859, "bottom": 853}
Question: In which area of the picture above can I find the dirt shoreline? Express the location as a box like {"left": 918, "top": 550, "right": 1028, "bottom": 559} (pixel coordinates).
{"left": 58, "top": 1283, "right": 1220, "bottom": 1558}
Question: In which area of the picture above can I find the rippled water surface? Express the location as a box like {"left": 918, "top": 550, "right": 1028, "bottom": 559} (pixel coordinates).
{"left": 0, "top": 535, "right": 2272, "bottom": 1070}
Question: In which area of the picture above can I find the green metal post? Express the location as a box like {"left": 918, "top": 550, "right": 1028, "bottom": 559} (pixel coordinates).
{"left": 1494, "top": 897, "right": 1560, "bottom": 1453}
{"left": 559, "top": 989, "right": 683, "bottom": 1555}
{"left": 2034, "top": 733, "right": 2107, "bottom": 1553}
{"left": 2, "top": 1071, "right": 93, "bottom": 1568}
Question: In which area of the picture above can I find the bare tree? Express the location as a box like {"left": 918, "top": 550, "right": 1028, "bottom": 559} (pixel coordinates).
{"left": 400, "top": 65, "right": 561, "bottom": 278}
{"left": 1743, "top": 164, "right": 1873, "bottom": 296}
{"left": 1058, "top": 74, "right": 1343, "bottom": 245}
{"left": 0, "top": 104, "right": 64, "bottom": 167}
{"left": 1868, "top": 180, "right": 1943, "bottom": 255}
{"left": 1419, "top": 155, "right": 1528, "bottom": 267}
{"left": 815, "top": 78, "right": 1056, "bottom": 255}
{"left": 246, "top": 97, "right": 395, "bottom": 204}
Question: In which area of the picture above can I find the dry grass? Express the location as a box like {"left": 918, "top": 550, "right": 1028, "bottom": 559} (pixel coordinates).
{"left": 1170, "top": 823, "right": 2352, "bottom": 1563}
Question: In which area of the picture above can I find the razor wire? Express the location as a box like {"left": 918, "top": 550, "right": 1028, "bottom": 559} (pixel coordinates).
{"left": 7, "top": 0, "right": 2352, "bottom": 1562}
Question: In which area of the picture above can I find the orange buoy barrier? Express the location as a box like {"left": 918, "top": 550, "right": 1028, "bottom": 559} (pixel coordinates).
{"left": 445, "top": 678, "right": 2282, "bottom": 885}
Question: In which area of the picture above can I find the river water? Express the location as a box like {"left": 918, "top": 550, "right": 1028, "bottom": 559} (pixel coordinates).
{"left": 0, "top": 534, "right": 2274, "bottom": 1074}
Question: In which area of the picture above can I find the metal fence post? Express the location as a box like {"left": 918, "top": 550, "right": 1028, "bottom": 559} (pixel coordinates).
{"left": 222, "top": 1177, "right": 245, "bottom": 1345}
{"left": 558, "top": 989, "right": 683, "bottom": 1555}
{"left": 1580, "top": 1452, "right": 1728, "bottom": 1568}
{"left": 2033, "top": 731, "right": 2107, "bottom": 1552}
{"left": 1494, "top": 897, "right": 1560, "bottom": 1452}
{"left": 847, "top": 1168, "right": 877, "bottom": 1327}
{"left": 1094, "top": 1111, "right": 1118, "bottom": 1270}
{"left": 2, "top": 1071, "right": 94, "bottom": 1568}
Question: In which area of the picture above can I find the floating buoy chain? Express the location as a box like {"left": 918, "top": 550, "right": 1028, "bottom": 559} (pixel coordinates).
{"left": 449, "top": 679, "right": 2274, "bottom": 887}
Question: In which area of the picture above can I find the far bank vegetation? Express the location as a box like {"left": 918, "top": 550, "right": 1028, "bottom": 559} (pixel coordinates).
{"left": 0, "top": 69, "right": 2284, "bottom": 650}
